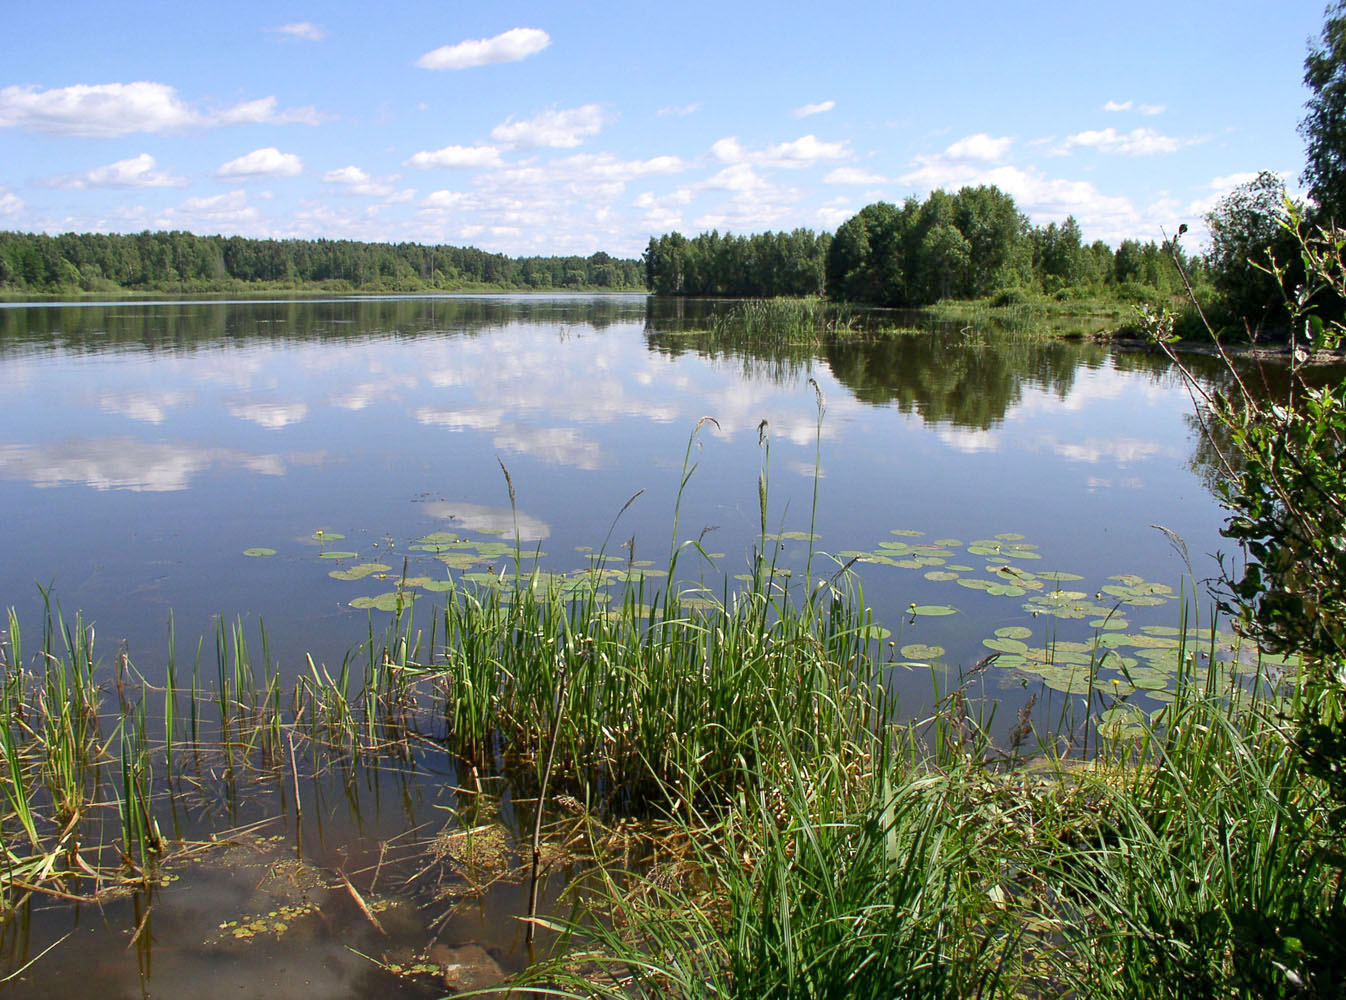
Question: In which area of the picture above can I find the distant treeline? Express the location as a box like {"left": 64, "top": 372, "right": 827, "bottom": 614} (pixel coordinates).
{"left": 644, "top": 185, "right": 1202, "bottom": 305}
{"left": 0, "top": 230, "right": 644, "bottom": 294}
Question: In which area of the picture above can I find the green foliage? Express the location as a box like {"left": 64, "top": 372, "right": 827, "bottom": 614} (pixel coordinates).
{"left": 1149, "top": 211, "right": 1346, "bottom": 988}
{"left": 1301, "top": 1, "right": 1346, "bottom": 224}
{"left": 1204, "top": 170, "right": 1304, "bottom": 325}
{"left": 642, "top": 228, "right": 830, "bottom": 297}
{"left": 0, "top": 230, "right": 644, "bottom": 295}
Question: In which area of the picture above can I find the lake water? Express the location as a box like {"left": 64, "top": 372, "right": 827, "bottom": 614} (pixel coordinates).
{"left": 0, "top": 295, "right": 1240, "bottom": 692}
{"left": 0, "top": 294, "right": 1260, "bottom": 993}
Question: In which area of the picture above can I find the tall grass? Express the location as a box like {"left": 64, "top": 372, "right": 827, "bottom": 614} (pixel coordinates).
{"left": 709, "top": 297, "right": 856, "bottom": 348}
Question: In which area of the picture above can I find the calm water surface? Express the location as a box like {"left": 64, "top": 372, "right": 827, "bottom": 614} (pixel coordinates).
{"left": 1, "top": 295, "right": 1228, "bottom": 676}
{"left": 0, "top": 294, "right": 1250, "bottom": 994}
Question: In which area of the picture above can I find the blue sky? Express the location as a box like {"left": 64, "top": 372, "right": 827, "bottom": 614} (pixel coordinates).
{"left": 0, "top": 1, "right": 1329, "bottom": 258}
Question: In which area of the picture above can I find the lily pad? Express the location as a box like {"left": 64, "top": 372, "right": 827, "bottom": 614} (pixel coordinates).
{"left": 890, "top": 529, "right": 925, "bottom": 537}
{"left": 243, "top": 547, "right": 276, "bottom": 557}
{"left": 350, "top": 592, "right": 412, "bottom": 612}
{"left": 924, "top": 570, "right": 959, "bottom": 582}
{"left": 328, "top": 562, "right": 392, "bottom": 581}
{"left": 910, "top": 605, "right": 957, "bottom": 617}
{"left": 900, "top": 643, "right": 945, "bottom": 660}
{"left": 983, "top": 637, "right": 1029, "bottom": 654}
{"left": 312, "top": 531, "right": 345, "bottom": 540}
{"left": 995, "top": 626, "right": 1033, "bottom": 640}
{"left": 318, "top": 551, "right": 359, "bottom": 560}
{"left": 1088, "top": 618, "right": 1130, "bottom": 631}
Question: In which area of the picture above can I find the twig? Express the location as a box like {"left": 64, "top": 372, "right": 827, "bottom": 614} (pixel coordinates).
{"left": 339, "top": 871, "right": 387, "bottom": 936}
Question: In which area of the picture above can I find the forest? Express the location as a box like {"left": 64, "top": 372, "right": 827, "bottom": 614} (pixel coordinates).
{"left": 0, "top": 229, "right": 644, "bottom": 295}
{"left": 643, "top": 185, "right": 1201, "bottom": 306}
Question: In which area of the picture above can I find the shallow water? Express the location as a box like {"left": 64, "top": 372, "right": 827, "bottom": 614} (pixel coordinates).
{"left": 0, "top": 293, "right": 1278, "bottom": 992}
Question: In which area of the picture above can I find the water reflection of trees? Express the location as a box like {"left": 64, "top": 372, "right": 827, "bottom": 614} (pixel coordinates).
{"left": 645, "top": 330, "right": 818, "bottom": 385}
{"left": 0, "top": 295, "right": 647, "bottom": 355}
{"left": 822, "top": 330, "right": 1103, "bottom": 430}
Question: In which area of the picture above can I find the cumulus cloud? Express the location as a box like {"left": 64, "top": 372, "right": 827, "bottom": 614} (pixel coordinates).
{"left": 48, "top": 153, "right": 185, "bottom": 189}
{"left": 405, "top": 144, "right": 505, "bottom": 169}
{"left": 0, "top": 82, "right": 324, "bottom": 137}
{"left": 1103, "top": 99, "right": 1165, "bottom": 115}
{"left": 416, "top": 27, "right": 551, "bottom": 70}
{"left": 794, "top": 99, "right": 835, "bottom": 118}
{"left": 942, "top": 133, "right": 1013, "bottom": 163}
{"left": 0, "top": 188, "right": 21, "bottom": 216}
{"left": 270, "top": 21, "right": 325, "bottom": 41}
{"left": 711, "top": 134, "right": 849, "bottom": 169}
{"left": 823, "top": 166, "right": 886, "bottom": 185}
{"left": 490, "top": 104, "right": 607, "bottom": 148}
{"left": 421, "top": 190, "right": 470, "bottom": 211}
{"left": 489, "top": 153, "right": 684, "bottom": 194}
{"left": 216, "top": 147, "right": 303, "bottom": 179}
{"left": 151, "top": 189, "right": 261, "bottom": 233}
{"left": 1062, "top": 127, "right": 1186, "bottom": 155}
{"left": 321, "top": 165, "right": 398, "bottom": 197}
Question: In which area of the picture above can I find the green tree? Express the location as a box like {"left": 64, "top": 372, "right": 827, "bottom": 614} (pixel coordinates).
{"left": 1302, "top": 1, "right": 1346, "bottom": 223}
{"left": 1205, "top": 170, "right": 1302, "bottom": 323}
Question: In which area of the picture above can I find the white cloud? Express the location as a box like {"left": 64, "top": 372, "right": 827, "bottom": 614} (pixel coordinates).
{"left": 421, "top": 190, "right": 471, "bottom": 211}
{"left": 492, "top": 425, "right": 603, "bottom": 470}
{"left": 0, "top": 439, "right": 287, "bottom": 492}
{"left": 0, "top": 82, "right": 324, "bottom": 137}
{"left": 98, "top": 390, "right": 190, "bottom": 424}
{"left": 270, "top": 21, "right": 325, "bottom": 41}
{"left": 212, "top": 96, "right": 327, "bottom": 127}
{"left": 217, "top": 147, "right": 303, "bottom": 179}
{"left": 415, "top": 406, "right": 507, "bottom": 430}
{"left": 490, "top": 104, "right": 607, "bottom": 149}
{"left": 423, "top": 500, "right": 550, "bottom": 541}
{"left": 0, "top": 188, "right": 21, "bottom": 216}
{"left": 897, "top": 157, "right": 1141, "bottom": 241}
{"left": 794, "top": 99, "right": 835, "bottom": 118}
{"left": 1103, "top": 99, "right": 1165, "bottom": 115}
{"left": 711, "top": 134, "right": 849, "bottom": 169}
{"left": 490, "top": 153, "right": 684, "bottom": 192}
{"left": 405, "top": 144, "right": 505, "bottom": 169}
{"left": 322, "top": 165, "right": 398, "bottom": 197}
{"left": 227, "top": 401, "right": 310, "bottom": 430}
{"left": 1047, "top": 435, "right": 1171, "bottom": 464}
{"left": 151, "top": 189, "right": 261, "bottom": 233}
{"left": 657, "top": 102, "right": 701, "bottom": 118}
{"left": 702, "top": 163, "right": 773, "bottom": 193}
{"left": 942, "top": 133, "right": 1012, "bottom": 163}
{"left": 49, "top": 153, "right": 185, "bottom": 189}
{"left": 416, "top": 27, "right": 551, "bottom": 71}
{"left": 824, "top": 166, "right": 886, "bottom": 185}
{"left": 1063, "top": 127, "right": 1186, "bottom": 156}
